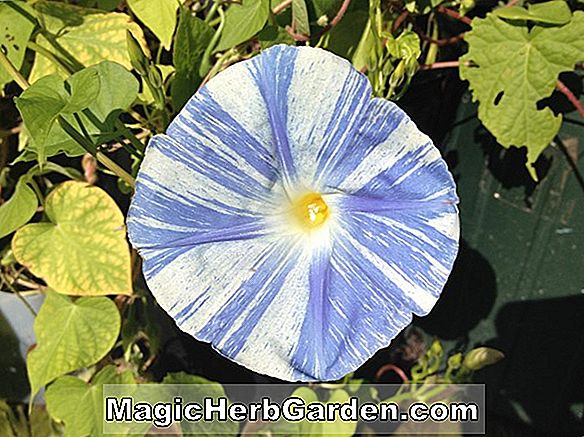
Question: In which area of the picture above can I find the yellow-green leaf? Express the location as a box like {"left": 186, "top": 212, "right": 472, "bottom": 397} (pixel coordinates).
{"left": 460, "top": 11, "right": 584, "bottom": 178}
{"left": 12, "top": 181, "right": 132, "bottom": 296}
{"left": 29, "top": 1, "right": 147, "bottom": 83}
{"left": 0, "top": 2, "right": 35, "bottom": 91}
{"left": 27, "top": 291, "right": 121, "bottom": 398}
{"left": 127, "top": 0, "right": 179, "bottom": 50}
{"left": 0, "top": 179, "right": 38, "bottom": 239}
{"left": 45, "top": 365, "right": 137, "bottom": 437}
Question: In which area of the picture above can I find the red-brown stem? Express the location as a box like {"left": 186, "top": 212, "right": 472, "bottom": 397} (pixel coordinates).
{"left": 419, "top": 60, "right": 461, "bottom": 70}
{"left": 272, "top": 0, "right": 292, "bottom": 15}
{"left": 556, "top": 79, "right": 584, "bottom": 119}
{"left": 375, "top": 364, "right": 410, "bottom": 383}
{"left": 285, "top": 25, "right": 311, "bottom": 41}
{"left": 329, "top": 0, "right": 352, "bottom": 28}
{"left": 418, "top": 30, "right": 465, "bottom": 46}
{"left": 436, "top": 5, "right": 472, "bottom": 25}
{"left": 286, "top": 0, "right": 352, "bottom": 41}
{"left": 392, "top": 10, "right": 410, "bottom": 33}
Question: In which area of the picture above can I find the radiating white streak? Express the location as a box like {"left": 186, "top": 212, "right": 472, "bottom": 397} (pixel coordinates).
{"left": 173, "top": 115, "right": 276, "bottom": 191}
{"left": 201, "top": 61, "right": 277, "bottom": 173}
{"left": 337, "top": 226, "right": 438, "bottom": 314}
{"left": 362, "top": 214, "right": 454, "bottom": 279}
{"left": 142, "top": 140, "right": 268, "bottom": 216}
{"left": 337, "top": 117, "right": 435, "bottom": 194}
{"left": 234, "top": 243, "right": 312, "bottom": 380}
{"left": 148, "top": 237, "right": 277, "bottom": 333}
{"left": 131, "top": 215, "right": 200, "bottom": 234}
{"left": 214, "top": 239, "right": 298, "bottom": 349}
{"left": 286, "top": 47, "right": 365, "bottom": 188}
{"left": 426, "top": 212, "right": 460, "bottom": 242}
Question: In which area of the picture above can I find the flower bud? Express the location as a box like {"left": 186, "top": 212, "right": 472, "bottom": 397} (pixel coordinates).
{"left": 463, "top": 347, "right": 504, "bottom": 371}
{"left": 126, "top": 30, "right": 149, "bottom": 76}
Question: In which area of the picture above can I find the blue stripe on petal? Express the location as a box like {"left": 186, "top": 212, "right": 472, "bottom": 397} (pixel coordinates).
{"left": 247, "top": 45, "right": 299, "bottom": 187}
{"left": 283, "top": 47, "right": 374, "bottom": 189}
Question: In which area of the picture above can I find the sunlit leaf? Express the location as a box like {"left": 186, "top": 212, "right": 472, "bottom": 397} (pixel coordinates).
{"left": 0, "top": 2, "right": 35, "bottom": 91}
{"left": 214, "top": 0, "right": 270, "bottom": 52}
{"left": 45, "top": 365, "right": 136, "bottom": 437}
{"left": 460, "top": 11, "right": 584, "bottom": 178}
{"left": 0, "top": 179, "right": 38, "bottom": 239}
{"left": 494, "top": 1, "right": 572, "bottom": 25}
{"left": 29, "top": 1, "right": 147, "bottom": 83}
{"left": 16, "top": 61, "right": 138, "bottom": 163}
{"left": 12, "top": 181, "right": 133, "bottom": 296}
{"left": 293, "top": 0, "right": 310, "bottom": 35}
{"left": 127, "top": 0, "right": 180, "bottom": 50}
{"left": 27, "top": 291, "right": 121, "bottom": 398}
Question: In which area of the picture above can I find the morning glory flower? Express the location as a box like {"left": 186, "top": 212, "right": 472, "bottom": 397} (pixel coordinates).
{"left": 127, "top": 45, "right": 459, "bottom": 382}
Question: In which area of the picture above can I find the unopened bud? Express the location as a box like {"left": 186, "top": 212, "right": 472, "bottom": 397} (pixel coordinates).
{"left": 127, "top": 30, "right": 149, "bottom": 76}
{"left": 463, "top": 347, "right": 504, "bottom": 371}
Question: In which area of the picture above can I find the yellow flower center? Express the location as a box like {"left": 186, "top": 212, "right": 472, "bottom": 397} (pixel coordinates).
{"left": 293, "top": 192, "right": 330, "bottom": 229}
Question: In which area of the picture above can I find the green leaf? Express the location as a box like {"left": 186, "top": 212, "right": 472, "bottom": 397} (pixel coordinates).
{"left": 12, "top": 181, "right": 133, "bottom": 296}
{"left": 494, "top": 1, "right": 572, "bottom": 25}
{"left": 310, "top": 0, "right": 344, "bottom": 19}
{"left": 293, "top": 0, "right": 311, "bottom": 35}
{"left": 127, "top": 0, "right": 180, "bottom": 50}
{"left": 0, "top": 2, "right": 35, "bottom": 91}
{"left": 45, "top": 365, "right": 136, "bottom": 437}
{"left": 0, "top": 179, "right": 38, "bottom": 239}
{"left": 29, "top": 1, "right": 147, "bottom": 83}
{"left": 323, "top": 9, "right": 369, "bottom": 61}
{"left": 459, "top": 12, "right": 584, "bottom": 179}
{"left": 215, "top": 0, "right": 270, "bottom": 52}
{"left": 14, "top": 74, "right": 70, "bottom": 162}
{"left": 258, "top": 24, "right": 295, "bottom": 49}
{"left": 265, "top": 387, "right": 357, "bottom": 437}
{"left": 16, "top": 61, "right": 138, "bottom": 163}
{"left": 27, "top": 291, "right": 121, "bottom": 398}
{"left": 171, "top": 7, "right": 214, "bottom": 110}
{"left": 162, "top": 372, "right": 239, "bottom": 437}
{"left": 63, "top": 67, "right": 101, "bottom": 113}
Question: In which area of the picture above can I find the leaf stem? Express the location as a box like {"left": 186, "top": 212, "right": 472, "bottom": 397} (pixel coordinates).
{"left": 114, "top": 120, "right": 145, "bottom": 153}
{"left": 419, "top": 60, "right": 463, "bottom": 70}
{"left": 556, "top": 79, "right": 584, "bottom": 119}
{"left": 27, "top": 41, "right": 75, "bottom": 75}
{"left": 0, "top": 50, "right": 29, "bottom": 90}
{"left": 436, "top": 5, "right": 472, "bottom": 26}
{"left": 0, "top": 272, "right": 38, "bottom": 317}
{"left": 28, "top": 178, "right": 45, "bottom": 209}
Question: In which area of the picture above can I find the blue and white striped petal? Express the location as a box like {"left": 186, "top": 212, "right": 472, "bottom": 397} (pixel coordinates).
{"left": 127, "top": 44, "right": 459, "bottom": 381}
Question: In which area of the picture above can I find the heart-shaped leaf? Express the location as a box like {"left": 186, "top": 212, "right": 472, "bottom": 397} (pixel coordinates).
{"left": 27, "top": 290, "right": 121, "bottom": 398}
{"left": 0, "top": 179, "right": 38, "bottom": 239}
{"left": 45, "top": 365, "right": 138, "bottom": 437}
{"left": 12, "top": 181, "right": 132, "bottom": 296}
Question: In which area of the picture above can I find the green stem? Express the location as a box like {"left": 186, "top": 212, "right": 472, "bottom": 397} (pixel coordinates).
{"left": 0, "top": 273, "right": 38, "bottom": 317}
{"left": 200, "top": 6, "right": 226, "bottom": 75}
{"left": 97, "top": 152, "right": 136, "bottom": 188}
{"left": 205, "top": 0, "right": 221, "bottom": 23}
{"left": 27, "top": 41, "right": 75, "bottom": 75}
{"left": 0, "top": 50, "right": 28, "bottom": 90}
{"left": 114, "top": 120, "right": 145, "bottom": 153}
{"left": 58, "top": 116, "right": 136, "bottom": 187}
{"left": 28, "top": 178, "right": 45, "bottom": 208}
